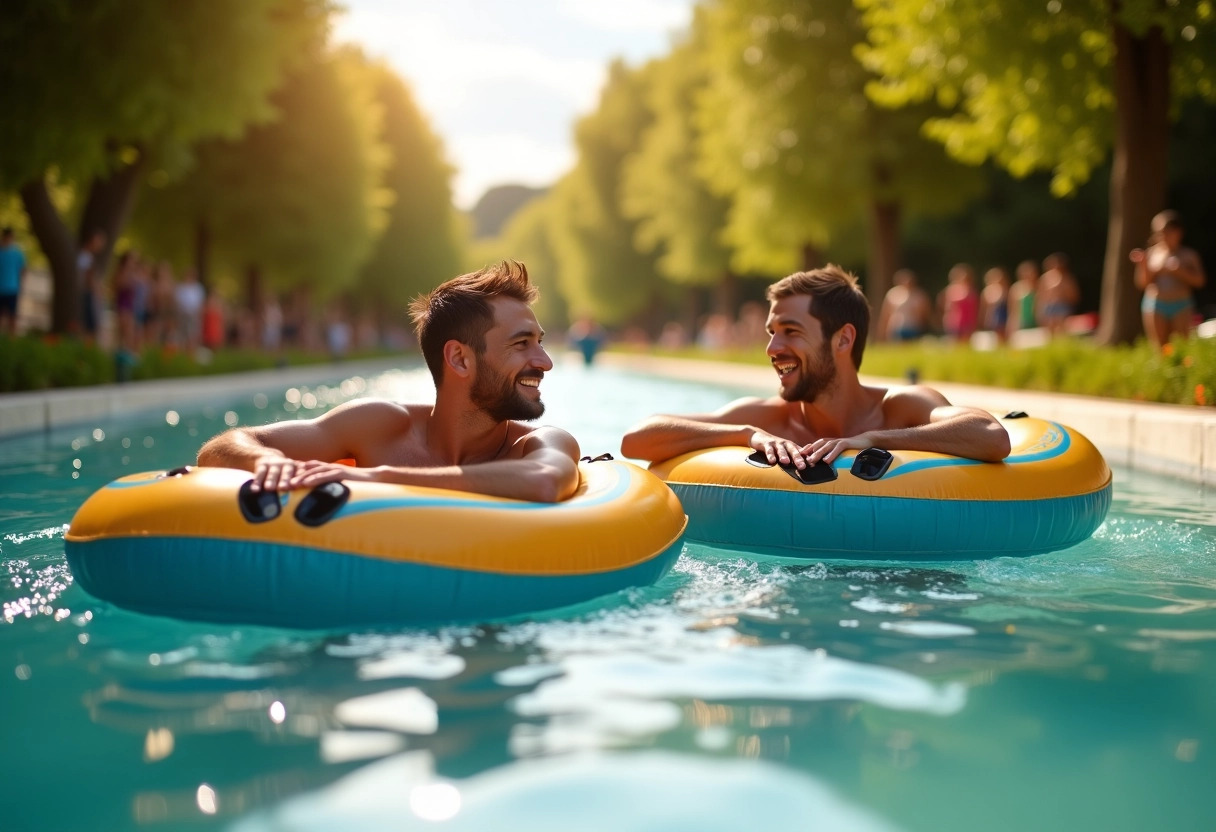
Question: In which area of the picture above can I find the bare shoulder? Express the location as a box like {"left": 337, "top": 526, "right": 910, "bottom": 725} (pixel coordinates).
{"left": 318, "top": 398, "right": 414, "bottom": 430}
{"left": 711, "top": 395, "right": 788, "bottom": 424}
{"left": 515, "top": 424, "right": 581, "bottom": 460}
{"left": 881, "top": 384, "right": 950, "bottom": 425}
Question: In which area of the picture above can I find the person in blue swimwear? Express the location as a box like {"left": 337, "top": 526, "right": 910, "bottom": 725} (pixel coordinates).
{"left": 979, "top": 266, "right": 1011, "bottom": 344}
{"left": 1131, "top": 210, "right": 1206, "bottom": 352}
{"left": 877, "top": 268, "right": 932, "bottom": 342}
{"left": 1036, "top": 253, "right": 1080, "bottom": 338}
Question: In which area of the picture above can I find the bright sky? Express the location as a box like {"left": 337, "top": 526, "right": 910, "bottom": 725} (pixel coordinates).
{"left": 334, "top": 0, "right": 694, "bottom": 209}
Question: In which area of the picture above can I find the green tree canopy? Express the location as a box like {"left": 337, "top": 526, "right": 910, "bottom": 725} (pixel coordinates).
{"left": 856, "top": 0, "right": 1216, "bottom": 343}
{"left": 621, "top": 24, "right": 734, "bottom": 301}
{"left": 470, "top": 197, "right": 569, "bottom": 332}
{"left": 0, "top": 0, "right": 328, "bottom": 331}
{"left": 133, "top": 46, "right": 390, "bottom": 303}
{"left": 696, "top": 0, "right": 982, "bottom": 305}
{"left": 547, "top": 61, "right": 666, "bottom": 327}
{"left": 353, "top": 58, "right": 464, "bottom": 319}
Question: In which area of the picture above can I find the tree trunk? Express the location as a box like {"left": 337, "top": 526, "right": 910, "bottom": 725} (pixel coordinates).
{"left": 867, "top": 196, "right": 901, "bottom": 329}
{"left": 19, "top": 178, "right": 80, "bottom": 334}
{"left": 800, "top": 244, "right": 820, "bottom": 272}
{"left": 194, "top": 218, "right": 211, "bottom": 290}
{"left": 76, "top": 151, "right": 147, "bottom": 276}
{"left": 713, "top": 270, "right": 739, "bottom": 317}
{"left": 1096, "top": 18, "right": 1171, "bottom": 346}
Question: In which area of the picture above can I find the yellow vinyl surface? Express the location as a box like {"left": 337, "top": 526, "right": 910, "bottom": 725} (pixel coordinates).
{"left": 649, "top": 417, "right": 1111, "bottom": 502}
{"left": 66, "top": 460, "right": 688, "bottom": 576}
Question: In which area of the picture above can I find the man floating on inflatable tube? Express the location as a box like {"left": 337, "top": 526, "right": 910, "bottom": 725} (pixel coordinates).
{"left": 621, "top": 265, "right": 1011, "bottom": 469}
{"left": 198, "top": 261, "right": 581, "bottom": 503}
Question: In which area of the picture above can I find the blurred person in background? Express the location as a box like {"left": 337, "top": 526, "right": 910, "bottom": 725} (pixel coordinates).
{"left": 76, "top": 230, "right": 107, "bottom": 343}
{"left": 174, "top": 267, "right": 205, "bottom": 353}
{"left": 877, "top": 268, "right": 931, "bottom": 342}
{"left": 1037, "top": 253, "right": 1080, "bottom": 338}
{"left": 1008, "top": 260, "right": 1039, "bottom": 333}
{"left": 938, "top": 263, "right": 979, "bottom": 344}
{"left": 978, "top": 266, "right": 1011, "bottom": 345}
{"left": 567, "top": 315, "right": 606, "bottom": 366}
{"left": 1131, "top": 210, "right": 1206, "bottom": 351}
{"left": 0, "top": 227, "right": 27, "bottom": 336}
{"left": 147, "top": 261, "right": 178, "bottom": 347}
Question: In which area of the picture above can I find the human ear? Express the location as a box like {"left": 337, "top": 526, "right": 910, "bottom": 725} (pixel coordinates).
{"left": 835, "top": 324, "right": 855, "bottom": 354}
{"left": 443, "top": 340, "right": 474, "bottom": 379}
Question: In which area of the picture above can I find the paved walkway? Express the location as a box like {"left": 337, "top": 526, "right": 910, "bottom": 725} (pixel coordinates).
{"left": 2, "top": 352, "right": 1212, "bottom": 484}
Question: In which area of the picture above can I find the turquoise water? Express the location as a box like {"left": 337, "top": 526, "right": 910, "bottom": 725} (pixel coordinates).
{"left": 2, "top": 360, "right": 1214, "bottom": 832}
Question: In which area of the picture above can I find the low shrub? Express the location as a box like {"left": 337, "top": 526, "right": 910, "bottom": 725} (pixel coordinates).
{"left": 627, "top": 335, "right": 1216, "bottom": 408}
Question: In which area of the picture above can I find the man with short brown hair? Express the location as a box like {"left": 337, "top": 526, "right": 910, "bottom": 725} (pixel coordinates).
{"left": 622, "top": 264, "right": 1010, "bottom": 468}
{"left": 199, "top": 261, "right": 581, "bottom": 502}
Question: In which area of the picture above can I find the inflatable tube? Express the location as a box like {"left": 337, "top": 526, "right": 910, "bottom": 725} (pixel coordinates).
{"left": 649, "top": 415, "right": 1111, "bottom": 561}
{"left": 64, "top": 459, "right": 686, "bottom": 628}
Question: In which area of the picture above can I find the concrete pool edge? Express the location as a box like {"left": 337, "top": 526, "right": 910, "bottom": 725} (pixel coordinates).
{"left": 2, "top": 351, "right": 1213, "bottom": 485}
{"left": 598, "top": 353, "right": 1216, "bottom": 487}
{"left": 0, "top": 356, "right": 409, "bottom": 440}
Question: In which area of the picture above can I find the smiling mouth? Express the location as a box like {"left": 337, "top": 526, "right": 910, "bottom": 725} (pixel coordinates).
{"left": 772, "top": 360, "right": 798, "bottom": 377}
{"left": 518, "top": 375, "right": 542, "bottom": 388}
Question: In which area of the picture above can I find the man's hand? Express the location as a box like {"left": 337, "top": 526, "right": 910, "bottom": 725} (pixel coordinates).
{"left": 799, "top": 435, "right": 873, "bottom": 466}
{"left": 250, "top": 454, "right": 305, "bottom": 492}
{"left": 750, "top": 429, "right": 814, "bottom": 469}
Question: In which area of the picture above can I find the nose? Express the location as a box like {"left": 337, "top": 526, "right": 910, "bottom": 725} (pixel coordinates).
{"left": 534, "top": 344, "right": 554, "bottom": 371}
{"left": 765, "top": 332, "right": 781, "bottom": 356}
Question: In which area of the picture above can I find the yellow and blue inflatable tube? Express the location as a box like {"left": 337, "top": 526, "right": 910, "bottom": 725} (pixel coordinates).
{"left": 649, "top": 415, "right": 1110, "bottom": 561}
{"left": 64, "top": 459, "right": 687, "bottom": 628}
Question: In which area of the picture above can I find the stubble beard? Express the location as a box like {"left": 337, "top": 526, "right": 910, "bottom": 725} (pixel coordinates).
{"left": 779, "top": 343, "right": 837, "bottom": 403}
{"left": 472, "top": 364, "right": 545, "bottom": 422}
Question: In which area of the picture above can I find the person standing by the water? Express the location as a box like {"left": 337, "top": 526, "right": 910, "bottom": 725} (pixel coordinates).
{"left": 978, "top": 266, "right": 1011, "bottom": 344}
{"left": 938, "top": 263, "right": 980, "bottom": 344}
{"left": 1008, "top": 260, "right": 1039, "bottom": 333}
{"left": 0, "top": 227, "right": 27, "bottom": 337}
{"left": 1036, "top": 253, "right": 1080, "bottom": 338}
{"left": 1131, "top": 210, "right": 1207, "bottom": 351}
{"left": 877, "top": 268, "right": 932, "bottom": 342}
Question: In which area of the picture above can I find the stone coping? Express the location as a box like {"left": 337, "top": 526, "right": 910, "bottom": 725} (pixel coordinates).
{"left": 598, "top": 353, "right": 1216, "bottom": 486}
{"left": 2, "top": 352, "right": 1212, "bottom": 485}
{"left": 0, "top": 358, "right": 407, "bottom": 440}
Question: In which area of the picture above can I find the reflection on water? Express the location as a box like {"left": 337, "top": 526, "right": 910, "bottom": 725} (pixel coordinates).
{"left": 2, "top": 360, "right": 1216, "bottom": 831}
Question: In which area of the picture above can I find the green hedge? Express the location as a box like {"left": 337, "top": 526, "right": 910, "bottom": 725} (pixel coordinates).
{"left": 625, "top": 335, "right": 1216, "bottom": 408}
{"left": 4, "top": 333, "right": 1213, "bottom": 407}
{"left": 0, "top": 335, "right": 401, "bottom": 393}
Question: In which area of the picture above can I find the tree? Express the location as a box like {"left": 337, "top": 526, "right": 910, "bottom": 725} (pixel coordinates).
{"left": 696, "top": 0, "right": 982, "bottom": 308}
{"left": 855, "top": 0, "right": 1216, "bottom": 344}
{"left": 547, "top": 61, "right": 667, "bottom": 328}
{"left": 621, "top": 23, "right": 738, "bottom": 317}
{"left": 474, "top": 197, "right": 570, "bottom": 332}
{"left": 352, "top": 58, "right": 464, "bottom": 321}
{"left": 0, "top": 0, "right": 327, "bottom": 332}
{"left": 133, "top": 47, "right": 389, "bottom": 311}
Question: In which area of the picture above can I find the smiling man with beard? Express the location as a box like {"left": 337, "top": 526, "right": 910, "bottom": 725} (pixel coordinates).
{"left": 198, "top": 261, "right": 581, "bottom": 503}
{"left": 621, "top": 265, "right": 1010, "bottom": 469}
